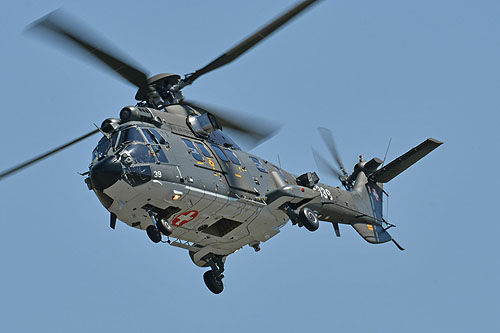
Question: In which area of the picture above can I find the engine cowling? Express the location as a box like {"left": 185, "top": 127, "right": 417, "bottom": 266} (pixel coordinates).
{"left": 187, "top": 113, "right": 221, "bottom": 137}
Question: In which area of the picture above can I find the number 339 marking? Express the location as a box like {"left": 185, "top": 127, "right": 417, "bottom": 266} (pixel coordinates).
{"left": 313, "top": 185, "right": 333, "bottom": 201}
{"left": 153, "top": 170, "right": 162, "bottom": 178}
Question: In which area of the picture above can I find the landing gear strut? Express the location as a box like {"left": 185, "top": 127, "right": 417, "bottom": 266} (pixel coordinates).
{"left": 145, "top": 205, "right": 173, "bottom": 243}
{"left": 203, "top": 255, "right": 225, "bottom": 294}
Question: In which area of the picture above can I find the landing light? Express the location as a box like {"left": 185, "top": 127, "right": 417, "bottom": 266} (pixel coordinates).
{"left": 172, "top": 190, "right": 183, "bottom": 200}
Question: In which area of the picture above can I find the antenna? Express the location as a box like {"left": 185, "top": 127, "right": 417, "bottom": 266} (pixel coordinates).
{"left": 93, "top": 123, "right": 110, "bottom": 139}
{"left": 385, "top": 191, "right": 389, "bottom": 222}
{"left": 277, "top": 154, "right": 282, "bottom": 168}
{"left": 381, "top": 138, "right": 392, "bottom": 167}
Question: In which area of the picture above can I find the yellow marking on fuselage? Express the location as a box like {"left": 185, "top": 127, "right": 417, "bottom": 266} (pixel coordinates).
{"left": 367, "top": 224, "right": 374, "bottom": 230}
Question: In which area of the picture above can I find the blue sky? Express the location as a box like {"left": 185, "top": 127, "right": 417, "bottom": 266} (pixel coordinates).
{"left": 0, "top": 0, "right": 499, "bottom": 332}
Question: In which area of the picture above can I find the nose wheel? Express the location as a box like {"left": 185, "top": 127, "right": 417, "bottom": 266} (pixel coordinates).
{"left": 146, "top": 225, "right": 161, "bottom": 243}
{"left": 203, "top": 255, "right": 225, "bottom": 294}
{"left": 157, "top": 218, "right": 173, "bottom": 236}
{"left": 145, "top": 205, "right": 173, "bottom": 243}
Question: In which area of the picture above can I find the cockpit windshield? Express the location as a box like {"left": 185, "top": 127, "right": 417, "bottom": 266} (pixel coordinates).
{"left": 91, "top": 132, "right": 119, "bottom": 164}
{"left": 91, "top": 136, "right": 110, "bottom": 163}
{"left": 96, "top": 136, "right": 110, "bottom": 156}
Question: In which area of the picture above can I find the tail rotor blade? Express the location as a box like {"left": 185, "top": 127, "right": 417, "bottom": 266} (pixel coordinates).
{"left": 317, "top": 127, "right": 348, "bottom": 177}
{"left": 312, "top": 148, "right": 342, "bottom": 178}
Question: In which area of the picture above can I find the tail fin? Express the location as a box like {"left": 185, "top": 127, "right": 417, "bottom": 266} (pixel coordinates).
{"left": 351, "top": 138, "right": 442, "bottom": 250}
{"left": 370, "top": 138, "right": 442, "bottom": 183}
{"left": 351, "top": 181, "right": 394, "bottom": 245}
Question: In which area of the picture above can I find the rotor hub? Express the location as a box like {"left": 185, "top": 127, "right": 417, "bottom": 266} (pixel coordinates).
{"left": 134, "top": 73, "right": 181, "bottom": 102}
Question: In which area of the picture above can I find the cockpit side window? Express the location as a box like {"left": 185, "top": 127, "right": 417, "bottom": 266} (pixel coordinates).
{"left": 117, "top": 127, "right": 144, "bottom": 147}
{"left": 146, "top": 128, "right": 168, "bottom": 145}
{"left": 181, "top": 138, "right": 204, "bottom": 162}
{"left": 142, "top": 128, "right": 157, "bottom": 144}
{"left": 151, "top": 145, "right": 168, "bottom": 163}
{"left": 250, "top": 156, "right": 267, "bottom": 173}
{"left": 140, "top": 127, "right": 169, "bottom": 163}
{"left": 224, "top": 149, "right": 241, "bottom": 165}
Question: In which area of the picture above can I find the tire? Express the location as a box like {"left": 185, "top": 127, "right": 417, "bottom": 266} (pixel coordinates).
{"left": 146, "top": 225, "right": 161, "bottom": 243}
{"left": 203, "top": 270, "right": 224, "bottom": 294}
{"left": 299, "top": 207, "right": 319, "bottom": 232}
{"left": 157, "top": 219, "right": 173, "bottom": 236}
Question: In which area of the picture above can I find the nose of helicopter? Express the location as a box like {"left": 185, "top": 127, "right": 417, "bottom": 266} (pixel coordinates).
{"left": 90, "top": 156, "right": 123, "bottom": 191}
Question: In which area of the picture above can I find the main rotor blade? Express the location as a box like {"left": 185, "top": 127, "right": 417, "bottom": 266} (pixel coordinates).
{"left": 317, "top": 127, "right": 348, "bottom": 176}
{"left": 183, "top": 100, "right": 280, "bottom": 148}
{"left": 0, "top": 129, "right": 99, "bottom": 181}
{"left": 312, "top": 148, "right": 342, "bottom": 178}
{"left": 27, "top": 10, "right": 149, "bottom": 89}
{"left": 182, "top": 0, "right": 321, "bottom": 86}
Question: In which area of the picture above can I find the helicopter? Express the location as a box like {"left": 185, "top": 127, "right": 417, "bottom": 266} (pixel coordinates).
{"left": 0, "top": 0, "right": 442, "bottom": 294}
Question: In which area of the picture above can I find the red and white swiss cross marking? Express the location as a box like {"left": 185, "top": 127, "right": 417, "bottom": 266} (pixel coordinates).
{"left": 371, "top": 187, "right": 380, "bottom": 202}
{"left": 172, "top": 210, "right": 199, "bottom": 226}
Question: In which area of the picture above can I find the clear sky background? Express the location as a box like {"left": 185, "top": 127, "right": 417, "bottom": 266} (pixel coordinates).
{"left": 0, "top": 0, "right": 499, "bottom": 332}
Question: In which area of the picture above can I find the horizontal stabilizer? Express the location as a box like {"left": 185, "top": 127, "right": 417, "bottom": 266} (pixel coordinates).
{"left": 352, "top": 223, "right": 392, "bottom": 244}
{"left": 352, "top": 224, "right": 405, "bottom": 251}
{"left": 370, "top": 138, "right": 442, "bottom": 183}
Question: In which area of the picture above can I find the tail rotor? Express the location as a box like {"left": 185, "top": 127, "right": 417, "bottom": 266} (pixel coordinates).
{"left": 313, "top": 128, "right": 353, "bottom": 190}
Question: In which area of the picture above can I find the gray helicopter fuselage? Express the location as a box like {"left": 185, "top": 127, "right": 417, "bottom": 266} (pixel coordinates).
{"left": 87, "top": 104, "right": 381, "bottom": 264}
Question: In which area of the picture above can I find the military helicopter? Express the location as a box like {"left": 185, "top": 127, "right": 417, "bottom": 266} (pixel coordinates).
{"left": 0, "top": 0, "right": 442, "bottom": 294}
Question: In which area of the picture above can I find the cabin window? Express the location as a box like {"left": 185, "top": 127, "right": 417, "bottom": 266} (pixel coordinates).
{"left": 224, "top": 149, "right": 241, "bottom": 165}
{"left": 117, "top": 127, "right": 144, "bottom": 147}
{"left": 250, "top": 156, "right": 267, "bottom": 173}
{"left": 195, "top": 142, "right": 213, "bottom": 158}
{"left": 182, "top": 138, "right": 204, "bottom": 162}
{"left": 211, "top": 145, "right": 229, "bottom": 162}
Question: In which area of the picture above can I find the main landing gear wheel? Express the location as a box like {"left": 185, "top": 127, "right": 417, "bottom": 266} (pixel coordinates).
{"left": 203, "top": 270, "right": 224, "bottom": 294}
{"left": 203, "top": 255, "right": 225, "bottom": 294}
{"left": 299, "top": 207, "right": 319, "bottom": 232}
{"left": 146, "top": 225, "right": 161, "bottom": 243}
